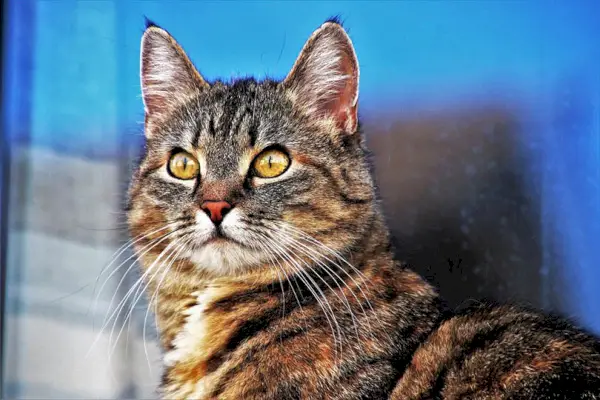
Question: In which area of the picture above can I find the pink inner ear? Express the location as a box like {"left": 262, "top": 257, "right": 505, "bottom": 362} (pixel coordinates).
{"left": 326, "top": 90, "right": 357, "bottom": 133}
{"left": 325, "top": 53, "right": 358, "bottom": 133}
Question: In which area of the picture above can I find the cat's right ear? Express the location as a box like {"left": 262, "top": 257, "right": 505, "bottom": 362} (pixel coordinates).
{"left": 283, "top": 19, "right": 359, "bottom": 135}
{"left": 140, "top": 22, "right": 208, "bottom": 134}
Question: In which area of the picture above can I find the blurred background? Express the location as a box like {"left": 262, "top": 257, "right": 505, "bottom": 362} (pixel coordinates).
{"left": 1, "top": 0, "right": 600, "bottom": 398}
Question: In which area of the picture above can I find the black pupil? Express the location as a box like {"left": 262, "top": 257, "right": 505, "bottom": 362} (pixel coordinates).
{"left": 268, "top": 156, "right": 272, "bottom": 168}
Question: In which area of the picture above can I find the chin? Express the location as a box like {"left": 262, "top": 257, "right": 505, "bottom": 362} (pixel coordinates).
{"left": 187, "top": 239, "right": 267, "bottom": 275}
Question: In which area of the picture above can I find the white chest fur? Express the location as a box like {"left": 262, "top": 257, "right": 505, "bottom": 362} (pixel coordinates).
{"left": 163, "top": 287, "right": 217, "bottom": 367}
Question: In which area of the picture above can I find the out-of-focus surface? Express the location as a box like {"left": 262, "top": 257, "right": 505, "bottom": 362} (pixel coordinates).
{"left": 1, "top": 1, "right": 599, "bottom": 398}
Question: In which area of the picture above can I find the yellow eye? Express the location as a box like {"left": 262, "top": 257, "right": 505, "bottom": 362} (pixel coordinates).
{"left": 168, "top": 151, "right": 199, "bottom": 180}
{"left": 253, "top": 149, "right": 290, "bottom": 178}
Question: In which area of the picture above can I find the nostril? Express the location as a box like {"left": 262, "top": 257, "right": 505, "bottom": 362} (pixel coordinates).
{"left": 201, "top": 201, "right": 232, "bottom": 224}
{"left": 220, "top": 205, "right": 231, "bottom": 218}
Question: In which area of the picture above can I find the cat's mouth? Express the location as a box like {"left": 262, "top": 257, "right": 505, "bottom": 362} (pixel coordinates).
{"left": 205, "top": 224, "right": 248, "bottom": 247}
{"left": 205, "top": 235, "right": 228, "bottom": 244}
{"left": 186, "top": 209, "right": 268, "bottom": 272}
{"left": 186, "top": 233, "right": 267, "bottom": 273}
{"left": 204, "top": 229, "right": 237, "bottom": 246}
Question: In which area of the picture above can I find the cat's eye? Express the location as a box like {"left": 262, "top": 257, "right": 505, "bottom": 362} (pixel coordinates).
{"left": 252, "top": 148, "right": 290, "bottom": 179}
{"left": 168, "top": 151, "right": 199, "bottom": 180}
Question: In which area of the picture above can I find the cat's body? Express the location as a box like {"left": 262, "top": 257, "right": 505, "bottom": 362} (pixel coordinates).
{"left": 128, "top": 19, "right": 600, "bottom": 399}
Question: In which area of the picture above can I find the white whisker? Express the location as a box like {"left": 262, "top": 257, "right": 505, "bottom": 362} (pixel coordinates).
{"left": 85, "top": 229, "right": 181, "bottom": 360}
{"left": 281, "top": 236, "right": 363, "bottom": 340}
{"left": 142, "top": 236, "right": 193, "bottom": 375}
{"left": 108, "top": 236, "right": 185, "bottom": 362}
{"left": 278, "top": 223, "right": 378, "bottom": 317}
{"left": 99, "top": 228, "right": 179, "bottom": 329}
{"left": 90, "top": 223, "right": 179, "bottom": 327}
{"left": 257, "top": 232, "right": 343, "bottom": 357}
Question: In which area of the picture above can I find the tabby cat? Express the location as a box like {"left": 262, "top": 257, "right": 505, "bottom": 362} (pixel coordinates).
{"left": 127, "top": 18, "right": 600, "bottom": 399}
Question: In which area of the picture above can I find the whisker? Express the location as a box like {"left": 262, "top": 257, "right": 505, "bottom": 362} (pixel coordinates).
{"left": 250, "top": 231, "right": 312, "bottom": 338}
{"left": 292, "top": 265, "right": 343, "bottom": 359}
{"left": 108, "top": 235, "right": 187, "bottom": 361}
{"left": 258, "top": 233, "right": 343, "bottom": 357}
{"left": 90, "top": 222, "right": 180, "bottom": 327}
{"left": 100, "top": 229, "right": 180, "bottom": 329}
{"left": 279, "top": 223, "right": 372, "bottom": 282}
{"left": 142, "top": 236, "right": 193, "bottom": 375}
{"left": 253, "top": 231, "right": 304, "bottom": 314}
{"left": 255, "top": 238, "right": 287, "bottom": 319}
{"left": 85, "top": 230, "right": 181, "bottom": 359}
{"left": 278, "top": 223, "right": 378, "bottom": 318}
{"left": 281, "top": 236, "right": 363, "bottom": 341}
{"left": 123, "top": 237, "right": 187, "bottom": 358}
{"left": 106, "top": 242, "right": 174, "bottom": 360}
{"left": 91, "top": 219, "right": 185, "bottom": 308}
{"left": 278, "top": 223, "right": 390, "bottom": 344}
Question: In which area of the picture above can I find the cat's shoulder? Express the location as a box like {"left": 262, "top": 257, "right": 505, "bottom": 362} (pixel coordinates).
{"left": 452, "top": 300, "right": 600, "bottom": 342}
{"left": 391, "top": 301, "right": 600, "bottom": 399}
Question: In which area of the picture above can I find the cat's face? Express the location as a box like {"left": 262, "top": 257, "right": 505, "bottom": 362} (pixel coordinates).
{"left": 128, "top": 20, "right": 376, "bottom": 276}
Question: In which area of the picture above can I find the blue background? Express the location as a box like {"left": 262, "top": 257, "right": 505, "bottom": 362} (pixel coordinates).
{"left": 5, "top": 0, "right": 600, "bottom": 329}
{"left": 2, "top": 1, "right": 600, "bottom": 397}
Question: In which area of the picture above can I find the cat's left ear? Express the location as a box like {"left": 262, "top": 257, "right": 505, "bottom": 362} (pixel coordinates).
{"left": 140, "top": 22, "right": 208, "bottom": 133}
{"left": 283, "top": 19, "right": 359, "bottom": 134}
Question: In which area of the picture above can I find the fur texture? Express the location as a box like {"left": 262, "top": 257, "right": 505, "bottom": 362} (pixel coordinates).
{"left": 128, "top": 19, "right": 600, "bottom": 399}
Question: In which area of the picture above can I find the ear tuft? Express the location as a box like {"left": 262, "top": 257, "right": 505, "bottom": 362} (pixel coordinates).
{"left": 140, "top": 25, "right": 208, "bottom": 129}
{"left": 283, "top": 20, "right": 359, "bottom": 134}
{"left": 324, "top": 15, "right": 344, "bottom": 26}
{"left": 144, "top": 16, "right": 160, "bottom": 30}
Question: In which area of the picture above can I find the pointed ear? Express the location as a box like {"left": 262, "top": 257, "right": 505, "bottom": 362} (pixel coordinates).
{"left": 140, "top": 23, "right": 208, "bottom": 130}
{"left": 283, "top": 20, "right": 359, "bottom": 134}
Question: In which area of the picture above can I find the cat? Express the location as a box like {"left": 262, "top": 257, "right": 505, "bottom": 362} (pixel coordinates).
{"left": 127, "top": 18, "right": 600, "bottom": 399}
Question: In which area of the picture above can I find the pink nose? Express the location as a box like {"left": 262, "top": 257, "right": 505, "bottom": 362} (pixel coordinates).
{"left": 201, "top": 201, "right": 232, "bottom": 224}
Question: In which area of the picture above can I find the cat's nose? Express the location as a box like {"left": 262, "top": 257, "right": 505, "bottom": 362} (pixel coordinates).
{"left": 201, "top": 201, "right": 232, "bottom": 225}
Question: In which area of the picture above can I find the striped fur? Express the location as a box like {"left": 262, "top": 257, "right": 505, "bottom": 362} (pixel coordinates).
{"left": 128, "top": 19, "right": 600, "bottom": 399}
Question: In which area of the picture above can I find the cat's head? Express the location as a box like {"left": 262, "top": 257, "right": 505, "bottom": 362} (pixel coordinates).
{"left": 128, "top": 19, "right": 377, "bottom": 276}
